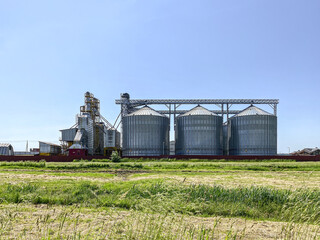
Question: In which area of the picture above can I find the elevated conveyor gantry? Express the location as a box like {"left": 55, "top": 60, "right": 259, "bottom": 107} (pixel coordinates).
{"left": 115, "top": 93, "right": 279, "bottom": 125}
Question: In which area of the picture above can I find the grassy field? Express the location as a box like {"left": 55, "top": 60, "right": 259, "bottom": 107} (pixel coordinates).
{"left": 0, "top": 160, "right": 319, "bottom": 239}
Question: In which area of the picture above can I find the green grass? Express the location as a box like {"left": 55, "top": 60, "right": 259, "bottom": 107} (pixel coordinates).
{"left": 1, "top": 160, "right": 320, "bottom": 172}
{"left": 108, "top": 158, "right": 298, "bottom": 163}
{"left": 0, "top": 180, "right": 319, "bottom": 224}
{"left": 0, "top": 160, "right": 320, "bottom": 238}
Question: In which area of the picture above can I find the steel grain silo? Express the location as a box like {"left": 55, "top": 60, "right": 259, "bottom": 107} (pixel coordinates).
{"left": 175, "top": 106, "right": 222, "bottom": 155}
{"left": 229, "top": 105, "right": 277, "bottom": 155}
{"left": 122, "top": 106, "right": 169, "bottom": 156}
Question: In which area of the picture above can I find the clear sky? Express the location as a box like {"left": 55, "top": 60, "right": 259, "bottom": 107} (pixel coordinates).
{"left": 0, "top": 0, "right": 319, "bottom": 153}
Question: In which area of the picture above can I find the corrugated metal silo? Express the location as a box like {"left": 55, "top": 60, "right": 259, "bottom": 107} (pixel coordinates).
{"left": 77, "top": 115, "right": 94, "bottom": 155}
{"left": 104, "top": 128, "right": 121, "bottom": 149}
{"left": 94, "top": 123, "right": 107, "bottom": 155}
{"left": 175, "top": 105, "right": 223, "bottom": 155}
{"left": 229, "top": 105, "right": 277, "bottom": 155}
{"left": 122, "top": 106, "right": 170, "bottom": 156}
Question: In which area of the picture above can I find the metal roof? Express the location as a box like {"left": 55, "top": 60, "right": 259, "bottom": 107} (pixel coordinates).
{"left": 179, "top": 105, "right": 218, "bottom": 117}
{"left": 299, "top": 148, "right": 319, "bottom": 153}
{"left": 69, "top": 143, "right": 87, "bottom": 149}
{"left": 60, "top": 128, "right": 77, "bottom": 132}
{"left": 74, "top": 130, "right": 82, "bottom": 142}
{"left": 127, "top": 106, "right": 166, "bottom": 117}
{"left": 39, "top": 141, "right": 61, "bottom": 147}
{"left": 234, "top": 105, "right": 272, "bottom": 117}
{"left": 0, "top": 143, "right": 12, "bottom": 147}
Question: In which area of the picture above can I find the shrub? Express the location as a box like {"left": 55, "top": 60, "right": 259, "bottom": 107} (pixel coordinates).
{"left": 110, "top": 151, "right": 121, "bottom": 163}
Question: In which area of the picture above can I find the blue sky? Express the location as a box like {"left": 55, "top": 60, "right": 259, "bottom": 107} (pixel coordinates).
{"left": 0, "top": 0, "right": 319, "bottom": 153}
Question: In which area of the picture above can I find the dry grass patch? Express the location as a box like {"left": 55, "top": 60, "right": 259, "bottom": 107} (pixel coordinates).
{"left": 0, "top": 204, "right": 319, "bottom": 239}
{"left": 128, "top": 171, "right": 320, "bottom": 190}
{"left": 0, "top": 172, "right": 119, "bottom": 184}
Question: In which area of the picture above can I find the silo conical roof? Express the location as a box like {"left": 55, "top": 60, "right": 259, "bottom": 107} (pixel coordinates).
{"left": 235, "top": 105, "right": 272, "bottom": 117}
{"left": 127, "top": 106, "right": 166, "bottom": 117}
{"left": 179, "top": 105, "right": 218, "bottom": 117}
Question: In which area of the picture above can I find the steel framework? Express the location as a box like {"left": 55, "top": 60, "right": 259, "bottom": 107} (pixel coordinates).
{"left": 115, "top": 94, "right": 279, "bottom": 126}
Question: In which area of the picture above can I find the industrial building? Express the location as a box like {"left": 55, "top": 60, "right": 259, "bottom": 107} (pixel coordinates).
{"left": 292, "top": 148, "right": 320, "bottom": 156}
{"left": 67, "top": 143, "right": 88, "bottom": 157}
{"left": 0, "top": 143, "right": 14, "bottom": 156}
{"left": 116, "top": 93, "right": 279, "bottom": 156}
{"left": 39, "top": 142, "right": 62, "bottom": 156}
{"left": 59, "top": 92, "right": 279, "bottom": 157}
{"left": 60, "top": 92, "right": 120, "bottom": 156}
